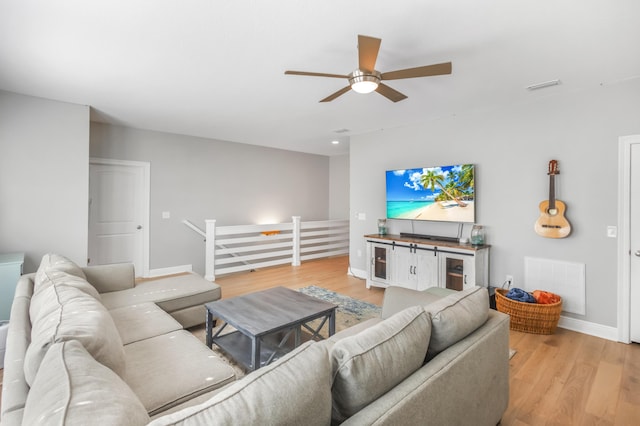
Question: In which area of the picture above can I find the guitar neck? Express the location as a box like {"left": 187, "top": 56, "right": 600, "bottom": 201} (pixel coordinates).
{"left": 548, "top": 174, "right": 556, "bottom": 210}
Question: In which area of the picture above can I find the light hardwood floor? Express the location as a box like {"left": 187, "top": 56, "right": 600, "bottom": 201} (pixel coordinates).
{"left": 215, "top": 256, "right": 640, "bottom": 426}
{"left": 2, "top": 256, "right": 638, "bottom": 424}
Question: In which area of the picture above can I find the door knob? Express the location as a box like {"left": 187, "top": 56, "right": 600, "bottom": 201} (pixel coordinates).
{"left": 137, "top": 225, "right": 142, "bottom": 230}
{"left": 635, "top": 250, "right": 640, "bottom": 257}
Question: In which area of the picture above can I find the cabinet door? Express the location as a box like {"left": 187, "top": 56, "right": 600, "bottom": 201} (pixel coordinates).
{"left": 392, "top": 246, "right": 416, "bottom": 290}
{"left": 440, "top": 252, "right": 476, "bottom": 291}
{"left": 367, "top": 243, "right": 392, "bottom": 288}
{"left": 414, "top": 250, "right": 439, "bottom": 291}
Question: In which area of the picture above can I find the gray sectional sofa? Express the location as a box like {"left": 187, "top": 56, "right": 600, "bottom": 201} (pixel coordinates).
{"left": 1, "top": 254, "right": 510, "bottom": 425}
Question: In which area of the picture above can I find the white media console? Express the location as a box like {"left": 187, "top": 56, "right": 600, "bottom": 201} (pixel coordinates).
{"left": 364, "top": 234, "right": 489, "bottom": 291}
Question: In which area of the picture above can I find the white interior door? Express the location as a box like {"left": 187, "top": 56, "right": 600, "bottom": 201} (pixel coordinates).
{"left": 88, "top": 159, "right": 149, "bottom": 277}
{"left": 630, "top": 143, "right": 640, "bottom": 342}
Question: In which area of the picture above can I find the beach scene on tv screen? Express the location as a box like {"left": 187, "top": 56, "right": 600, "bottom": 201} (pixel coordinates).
{"left": 386, "top": 164, "right": 475, "bottom": 223}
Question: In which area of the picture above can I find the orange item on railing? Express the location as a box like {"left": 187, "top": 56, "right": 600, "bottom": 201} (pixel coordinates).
{"left": 532, "top": 290, "right": 561, "bottom": 305}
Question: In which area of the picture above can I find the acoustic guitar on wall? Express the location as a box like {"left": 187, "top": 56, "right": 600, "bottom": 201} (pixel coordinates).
{"left": 535, "top": 159, "right": 571, "bottom": 238}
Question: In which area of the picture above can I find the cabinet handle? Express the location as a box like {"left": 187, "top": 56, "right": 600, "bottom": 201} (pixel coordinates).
{"left": 464, "top": 275, "right": 467, "bottom": 284}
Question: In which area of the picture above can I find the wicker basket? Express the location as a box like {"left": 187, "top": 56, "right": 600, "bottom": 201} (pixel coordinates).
{"left": 495, "top": 288, "right": 562, "bottom": 334}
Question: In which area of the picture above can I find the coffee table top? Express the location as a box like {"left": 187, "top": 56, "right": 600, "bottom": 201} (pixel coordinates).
{"left": 205, "top": 286, "right": 337, "bottom": 337}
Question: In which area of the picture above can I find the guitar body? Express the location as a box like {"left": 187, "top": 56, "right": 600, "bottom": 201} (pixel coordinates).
{"left": 535, "top": 159, "right": 571, "bottom": 238}
{"left": 535, "top": 199, "right": 571, "bottom": 238}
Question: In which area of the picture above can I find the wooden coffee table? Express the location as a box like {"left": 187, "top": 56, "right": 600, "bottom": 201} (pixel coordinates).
{"left": 205, "top": 286, "right": 337, "bottom": 371}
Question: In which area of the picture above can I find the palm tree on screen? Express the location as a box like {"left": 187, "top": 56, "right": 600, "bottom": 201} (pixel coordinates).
{"left": 420, "top": 169, "right": 467, "bottom": 207}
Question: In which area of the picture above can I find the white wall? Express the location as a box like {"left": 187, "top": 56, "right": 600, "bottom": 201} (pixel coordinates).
{"left": 90, "top": 123, "right": 334, "bottom": 275}
{"left": 0, "top": 91, "right": 90, "bottom": 272}
{"left": 329, "top": 154, "right": 349, "bottom": 220}
{"left": 350, "top": 78, "right": 640, "bottom": 328}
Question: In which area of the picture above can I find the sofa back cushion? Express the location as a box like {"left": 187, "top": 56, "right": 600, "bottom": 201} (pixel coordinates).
{"left": 24, "top": 285, "right": 125, "bottom": 386}
{"left": 330, "top": 305, "right": 431, "bottom": 422}
{"left": 147, "top": 341, "right": 332, "bottom": 426}
{"left": 23, "top": 340, "right": 149, "bottom": 426}
{"left": 424, "top": 285, "right": 489, "bottom": 359}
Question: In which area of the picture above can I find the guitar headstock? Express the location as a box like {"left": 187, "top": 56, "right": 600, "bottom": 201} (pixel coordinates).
{"left": 548, "top": 159, "right": 559, "bottom": 175}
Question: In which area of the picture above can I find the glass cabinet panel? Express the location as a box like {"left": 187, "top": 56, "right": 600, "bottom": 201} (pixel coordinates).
{"left": 373, "top": 246, "right": 388, "bottom": 280}
{"left": 445, "top": 257, "right": 464, "bottom": 291}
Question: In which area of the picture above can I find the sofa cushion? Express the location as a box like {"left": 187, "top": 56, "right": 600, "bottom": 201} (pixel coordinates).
{"left": 123, "top": 330, "right": 236, "bottom": 416}
{"left": 330, "top": 305, "right": 431, "bottom": 422}
{"left": 424, "top": 285, "right": 489, "bottom": 358}
{"left": 109, "top": 302, "right": 183, "bottom": 344}
{"left": 100, "top": 273, "right": 221, "bottom": 313}
{"left": 380, "top": 286, "right": 452, "bottom": 319}
{"left": 22, "top": 340, "right": 150, "bottom": 426}
{"left": 147, "top": 341, "right": 332, "bottom": 426}
{"left": 36, "top": 253, "right": 86, "bottom": 281}
{"left": 24, "top": 285, "right": 126, "bottom": 386}
{"left": 33, "top": 271, "right": 101, "bottom": 305}
{"left": 81, "top": 263, "right": 135, "bottom": 293}
{"left": 34, "top": 254, "right": 100, "bottom": 300}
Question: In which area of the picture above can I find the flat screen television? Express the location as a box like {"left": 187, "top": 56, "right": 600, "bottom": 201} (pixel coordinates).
{"left": 386, "top": 164, "right": 475, "bottom": 223}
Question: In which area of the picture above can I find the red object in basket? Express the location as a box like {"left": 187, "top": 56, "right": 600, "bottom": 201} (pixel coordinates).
{"left": 532, "top": 290, "right": 561, "bottom": 305}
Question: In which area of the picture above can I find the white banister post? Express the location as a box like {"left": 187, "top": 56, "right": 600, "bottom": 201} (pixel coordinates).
{"left": 205, "top": 219, "right": 216, "bottom": 281}
{"left": 292, "top": 216, "right": 301, "bottom": 266}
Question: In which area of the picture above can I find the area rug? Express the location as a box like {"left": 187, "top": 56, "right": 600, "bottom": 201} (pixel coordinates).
{"left": 189, "top": 287, "right": 381, "bottom": 378}
{"left": 297, "top": 285, "right": 382, "bottom": 334}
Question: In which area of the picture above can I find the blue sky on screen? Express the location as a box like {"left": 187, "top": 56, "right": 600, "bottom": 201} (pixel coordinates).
{"left": 386, "top": 165, "right": 461, "bottom": 201}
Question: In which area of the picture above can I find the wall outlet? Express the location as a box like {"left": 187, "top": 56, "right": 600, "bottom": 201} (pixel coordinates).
{"left": 506, "top": 275, "right": 513, "bottom": 287}
{"left": 357, "top": 249, "right": 362, "bottom": 258}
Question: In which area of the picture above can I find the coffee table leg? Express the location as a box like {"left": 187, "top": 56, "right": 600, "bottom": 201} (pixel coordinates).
{"left": 251, "top": 337, "right": 261, "bottom": 371}
{"left": 206, "top": 309, "right": 213, "bottom": 348}
{"left": 329, "top": 309, "right": 336, "bottom": 336}
{"left": 295, "top": 326, "right": 301, "bottom": 347}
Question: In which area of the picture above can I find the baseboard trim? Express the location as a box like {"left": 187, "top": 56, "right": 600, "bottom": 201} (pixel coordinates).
{"left": 348, "top": 267, "right": 367, "bottom": 280}
{"left": 147, "top": 264, "right": 193, "bottom": 278}
{"left": 558, "top": 315, "right": 619, "bottom": 342}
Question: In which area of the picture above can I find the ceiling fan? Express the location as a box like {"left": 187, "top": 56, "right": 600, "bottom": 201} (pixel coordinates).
{"left": 285, "top": 35, "right": 452, "bottom": 103}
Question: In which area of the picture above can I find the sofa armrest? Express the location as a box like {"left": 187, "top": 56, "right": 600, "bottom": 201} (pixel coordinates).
{"left": 381, "top": 286, "right": 452, "bottom": 319}
{"left": 81, "top": 263, "right": 135, "bottom": 294}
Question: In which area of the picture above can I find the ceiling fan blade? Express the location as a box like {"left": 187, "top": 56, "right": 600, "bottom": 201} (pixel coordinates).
{"left": 358, "top": 35, "right": 382, "bottom": 73}
{"left": 376, "top": 83, "right": 408, "bottom": 102}
{"left": 381, "top": 62, "right": 452, "bottom": 80}
{"left": 285, "top": 70, "right": 348, "bottom": 79}
{"left": 320, "top": 86, "right": 352, "bottom": 102}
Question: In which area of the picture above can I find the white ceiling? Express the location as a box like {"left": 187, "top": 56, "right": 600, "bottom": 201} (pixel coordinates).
{"left": 1, "top": 0, "right": 639, "bottom": 156}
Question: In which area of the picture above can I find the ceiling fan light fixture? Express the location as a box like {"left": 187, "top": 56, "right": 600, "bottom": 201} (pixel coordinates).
{"left": 349, "top": 70, "right": 381, "bottom": 94}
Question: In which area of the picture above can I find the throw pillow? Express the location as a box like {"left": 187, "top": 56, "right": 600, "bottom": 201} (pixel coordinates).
{"left": 146, "top": 341, "right": 332, "bottom": 426}
{"left": 35, "top": 253, "right": 86, "bottom": 282}
{"left": 23, "top": 340, "right": 149, "bottom": 426}
{"left": 330, "top": 305, "right": 431, "bottom": 422}
{"left": 24, "top": 285, "right": 126, "bottom": 386}
{"left": 424, "top": 285, "right": 489, "bottom": 359}
{"left": 34, "top": 253, "right": 100, "bottom": 300}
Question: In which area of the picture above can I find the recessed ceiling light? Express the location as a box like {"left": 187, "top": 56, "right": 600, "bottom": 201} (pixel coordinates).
{"left": 526, "top": 79, "right": 561, "bottom": 91}
{"left": 331, "top": 140, "right": 340, "bottom": 145}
